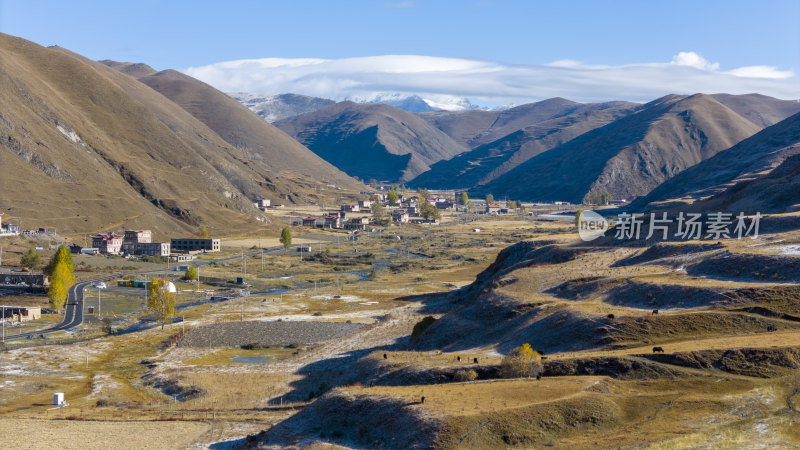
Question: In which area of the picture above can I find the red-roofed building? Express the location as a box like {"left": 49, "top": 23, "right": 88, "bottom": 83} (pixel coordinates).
{"left": 486, "top": 204, "right": 501, "bottom": 214}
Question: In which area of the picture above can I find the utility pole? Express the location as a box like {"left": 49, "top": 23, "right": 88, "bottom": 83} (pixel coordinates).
{"left": 85, "top": 342, "right": 89, "bottom": 369}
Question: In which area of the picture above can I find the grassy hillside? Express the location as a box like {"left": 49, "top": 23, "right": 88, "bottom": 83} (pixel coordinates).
{"left": 634, "top": 111, "right": 800, "bottom": 210}
{"left": 410, "top": 102, "right": 638, "bottom": 189}
{"left": 479, "top": 94, "right": 760, "bottom": 203}
{"left": 0, "top": 34, "right": 359, "bottom": 236}
{"left": 276, "top": 101, "right": 465, "bottom": 182}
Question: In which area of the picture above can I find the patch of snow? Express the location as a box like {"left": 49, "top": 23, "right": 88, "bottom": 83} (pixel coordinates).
{"left": 767, "top": 245, "right": 800, "bottom": 256}
{"left": 56, "top": 124, "right": 81, "bottom": 144}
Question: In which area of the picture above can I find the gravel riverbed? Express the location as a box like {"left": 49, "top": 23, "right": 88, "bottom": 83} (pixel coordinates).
{"left": 179, "top": 320, "right": 366, "bottom": 347}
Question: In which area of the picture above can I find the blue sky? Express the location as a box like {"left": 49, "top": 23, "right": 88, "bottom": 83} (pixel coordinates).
{"left": 2, "top": 1, "right": 798, "bottom": 104}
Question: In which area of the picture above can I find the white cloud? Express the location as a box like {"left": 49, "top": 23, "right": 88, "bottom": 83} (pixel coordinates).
{"left": 728, "top": 65, "right": 794, "bottom": 79}
{"left": 670, "top": 51, "right": 720, "bottom": 71}
{"left": 183, "top": 52, "right": 800, "bottom": 106}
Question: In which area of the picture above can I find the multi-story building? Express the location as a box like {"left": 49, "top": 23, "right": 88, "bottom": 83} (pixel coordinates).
{"left": 131, "top": 242, "right": 170, "bottom": 256}
{"left": 91, "top": 232, "right": 123, "bottom": 254}
{"left": 170, "top": 238, "right": 220, "bottom": 252}
{"left": 255, "top": 199, "right": 271, "bottom": 211}
{"left": 123, "top": 230, "right": 151, "bottom": 243}
{"left": 391, "top": 210, "right": 409, "bottom": 223}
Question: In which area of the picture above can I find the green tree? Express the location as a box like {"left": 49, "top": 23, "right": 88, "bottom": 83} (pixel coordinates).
{"left": 411, "top": 316, "right": 436, "bottom": 341}
{"left": 387, "top": 190, "right": 399, "bottom": 206}
{"left": 147, "top": 278, "right": 176, "bottom": 330}
{"left": 416, "top": 188, "right": 431, "bottom": 201}
{"left": 515, "top": 200, "right": 523, "bottom": 210}
{"left": 458, "top": 191, "right": 470, "bottom": 206}
{"left": 21, "top": 247, "right": 42, "bottom": 270}
{"left": 499, "top": 343, "right": 543, "bottom": 378}
{"left": 184, "top": 266, "right": 198, "bottom": 281}
{"left": 420, "top": 202, "right": 441, "bottom": 221}
{"left": 279, "top": 227, "right": 292, "bottom": 252}
{"left": 485, "top": 193, "right": 495, "bottom": 205}
{"left": 200, "top": 225, "right": 209, "bottom": 238}
{"left": 586, "top": 190, "right": 612, "bottom": 206}
{"left": 372, "top": 203, "right": 388, "bottom": 226}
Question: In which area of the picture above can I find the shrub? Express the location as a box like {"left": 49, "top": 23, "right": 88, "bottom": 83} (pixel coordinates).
{"left": 411, "top": 316, "right": 436, "bottom": 341}
{"left": 101, "top": 318, "right": 113, "bottom": 335}
{"left": 499, "top": 343, "right": 543, "bottom": 378}
{"left": 454, "top": 369, "right": 478, "bottom": 382}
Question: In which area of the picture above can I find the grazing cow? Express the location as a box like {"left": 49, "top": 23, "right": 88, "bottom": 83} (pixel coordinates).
{"left": 473, "top": 357, "right": 479, "bottom": 364}
{"left": 767, "top": 325, "right": 777, "bottom": 332}
{"left": 652, "top": 346, "right": 664, "bottom": 353}
{"left": 536, "top": 374, "right": 542, "bottom": 380}
{"left": 652, "top": 309, "right": 659, "bottom": 315}
{"left": 457, "top": 356, "right": 461, "bottom": 362}
{"left": 607, "top": 314, "right": 615, "bottom": 320}
{"left": 383, "top": 353, "right": 387, "bottom": 359}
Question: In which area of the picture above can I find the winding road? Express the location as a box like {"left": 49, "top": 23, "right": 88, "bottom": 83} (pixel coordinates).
{"left": 3, "top": 275, "right": 119, "bottom": 341}
{"left": 2, "top": 247, "right": 280, "bottom": 341}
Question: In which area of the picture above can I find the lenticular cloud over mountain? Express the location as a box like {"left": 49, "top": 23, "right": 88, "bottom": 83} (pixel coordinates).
{"left": 184, "top": 53, "right": 800, "bottom": 107}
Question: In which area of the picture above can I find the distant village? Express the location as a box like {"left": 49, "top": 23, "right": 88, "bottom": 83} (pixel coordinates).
{"left": 276, "top": 190, "right": 525, "bottom": 230}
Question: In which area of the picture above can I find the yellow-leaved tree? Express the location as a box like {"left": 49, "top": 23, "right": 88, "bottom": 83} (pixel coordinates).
{"left": 46, "top": 246, "right": 75, "bottom": 312}
{"left": 147, "top": 278, "right": 176, "bottom": 329}
{"left": 500, "top": 343, "right": 543, "bottom": 378}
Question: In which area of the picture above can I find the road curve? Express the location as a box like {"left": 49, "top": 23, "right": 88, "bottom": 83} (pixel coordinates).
{"left": 3, "top": 274, "right": 118, "bottom": 341}
{"left": 3, "top": 248, "right": 276, "bottom": 342}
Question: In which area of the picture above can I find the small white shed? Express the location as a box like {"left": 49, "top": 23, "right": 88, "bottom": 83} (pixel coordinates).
{"left": 54, "top": 392, "right": 64, "bottom": 405}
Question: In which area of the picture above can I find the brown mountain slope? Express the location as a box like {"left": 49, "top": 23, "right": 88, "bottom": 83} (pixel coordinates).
{"left": 633, "top": 111, "right": 800, "bottom": 210}
{"left": 275, "top": 102, "right": 465, "bottom": 182}
{"left": 97, "top": 59, "right": 157, "bottom": 77}
{"left": 102, "top": 65, "right": 358, "bottom": 189}
{"left": 0, "top": 34, "right": 334, "bottom": 236}
{"left": 409, "top": 102, "right": 639, "bottom": 189}
{"left": 696, "top": 152, "right": 800, "bottom": 213}
{"left": 420, "top": 98, "right": 639, "bottom": 149}
{"left": 478, "top": 94, "right": 761, "bottom": 203}
{"left": 710, "top": 93, "right": 800, "bottom": 128}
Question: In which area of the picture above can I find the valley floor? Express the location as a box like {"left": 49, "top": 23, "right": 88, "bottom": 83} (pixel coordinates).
{"left": 2, "top": 212, "right": 800, "bottom": 448}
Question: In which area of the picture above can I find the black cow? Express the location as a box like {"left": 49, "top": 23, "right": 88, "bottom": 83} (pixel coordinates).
{"left": 456, "top": 356, "right": 461, "bottom": 362}
{"left": 383, "top": 353, "right": 387, "bottom": 359}
{"left": 652, "top": 309, "right": 659, "bottom": 315}
{"left": 652, "top": 346, "right": 665, "bottom": 353}
{"left": 767, "top": 325, "right": 777, "bottom": 332}
{"left": 607, "top": 314, "right": 615, "bottom": 320}
{"left": 420, "top": 396, "right": 425, "bottom": 404}
{"left": 473, "top": 357, "right": 478, "bottom": 364}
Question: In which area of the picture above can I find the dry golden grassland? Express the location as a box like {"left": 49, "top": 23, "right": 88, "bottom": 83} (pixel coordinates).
{"left": 343, "top": 377, "right": 597, "bottom": 416}
{"left": 4, "top": 210, "right": 800, "bottom": 448}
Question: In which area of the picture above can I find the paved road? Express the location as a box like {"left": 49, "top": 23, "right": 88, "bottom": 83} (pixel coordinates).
{"left": 3, "top": 274, "right": 119, "bottom": 341}
{"left": 2, "top": 248, "right": 277, "bottom": 342}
